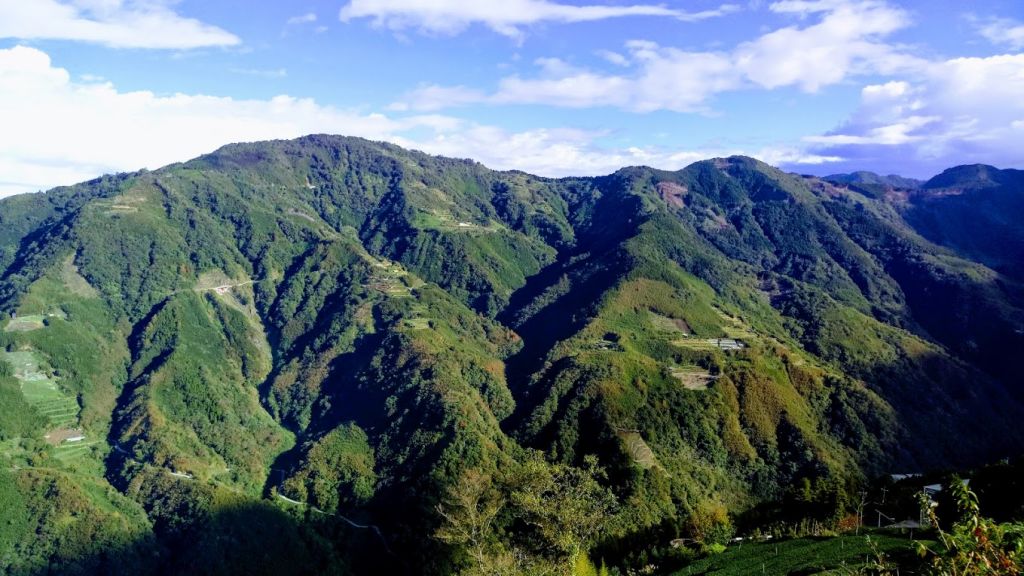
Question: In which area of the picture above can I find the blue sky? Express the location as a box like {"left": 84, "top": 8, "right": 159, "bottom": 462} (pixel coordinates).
{"left": 0, "top": 0, "right": 1022, "bottom": 196}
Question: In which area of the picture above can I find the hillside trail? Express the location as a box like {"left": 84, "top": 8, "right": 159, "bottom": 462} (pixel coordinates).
{"left": 202, "top": 280, "right": 258, "bottom": 295}
{"left": 275, "top": 493, "right": 393, "bottom": 553}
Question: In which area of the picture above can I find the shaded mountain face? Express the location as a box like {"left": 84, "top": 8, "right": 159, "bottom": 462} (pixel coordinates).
{"left": 903, "top": 165, "right": 1024, "bottom": 280}
{"left": 0, "top": 135, "right": 1022, "bottom": 574}
{"left": 824, "top": 166, "right": 1024, "bottom": 280}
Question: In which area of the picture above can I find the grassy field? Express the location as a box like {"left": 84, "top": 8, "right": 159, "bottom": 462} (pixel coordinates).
{"left": 4, "top": 315, "right": 47, "bottom": 332}
{"left": 670, "top": 366, "right": 716, "bottom": 390}
{"left": 404, "top": 318, "right": 432, "bottom": 330}
{"left": 650, "top": 312, "right": 693, "bottom": 335}
{"left": 410, "top": 206, "right": 501, "bottom": 234}
{"left": 4, "top": 310, "right": 70, "bottom": 333}
{"left": 674, "top": 533, "right": 927, "bottom": 575}
{"left": 716, "top": 309, "right": 757, "bottom": 341}
{"left": 0, "top": 437, "right": 23, "bottom": 460}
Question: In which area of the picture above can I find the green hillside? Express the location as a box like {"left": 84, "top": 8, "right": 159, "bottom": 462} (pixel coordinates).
{"left": 0, "top": 135, "right": 1022, "bottom": 575}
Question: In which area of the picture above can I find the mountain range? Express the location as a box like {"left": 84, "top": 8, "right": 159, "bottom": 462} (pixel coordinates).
{"left": 0, "top": 135, "right": 1022, "bottom": 575}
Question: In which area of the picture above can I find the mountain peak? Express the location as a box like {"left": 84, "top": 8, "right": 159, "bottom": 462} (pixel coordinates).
{"left": 923, "top": 164, "right": 1004, "bottom": 190}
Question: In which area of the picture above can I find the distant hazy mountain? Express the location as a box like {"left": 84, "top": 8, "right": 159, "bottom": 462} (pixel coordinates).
{"left": 1, "top": 136, "right": 1021, "bottom": 575}
{"left": 824, "top": 171, "right": 923, "bottom": 190}
{"left": 819, "top": 170, "right": 925, "bottom": 199}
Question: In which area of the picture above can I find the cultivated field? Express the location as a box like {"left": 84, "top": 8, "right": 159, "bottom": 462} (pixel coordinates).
{"left": 2, "top": 349, "right": 80, "bottom": 430}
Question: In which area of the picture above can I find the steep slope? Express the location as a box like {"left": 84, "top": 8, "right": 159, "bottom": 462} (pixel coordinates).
{"left": 903, "top": 165, "right": 1024, "bottom": 280}
{"left": 0, "top": 135, "right": 1022, "bottom": 575}
{"left": 814, "top": 168, "right": 1024, "bottom": 386}
{"left": 504, "top": 159, "right": 1023, "bottom": 537}
{"left": 825, "top": 164, "right": 1024, "bottom": 281}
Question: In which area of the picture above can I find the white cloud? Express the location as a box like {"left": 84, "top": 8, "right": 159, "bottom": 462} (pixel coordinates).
{"left": 388, "top": 84, "right": 486, "bottom": 111}
{"left": 805, "top": 115, "right": 938, "bottom": 145}
{"left": 972, "top": 15, "right": 1024, "bottom": 50}
{"left": 596, "top": 50, "right": 630, "bottom": 67}
{"left": 284, "top": 12, "right": 326, "bottom": 35}
{"left": 757, "top": 148, "right": 843, "bottom": 165}
{"left": 395, "top": 127, "right": 841, "bottom": 177}
{"left": 229, "top": 67, "right": 288, "bottom": 79}
{"left": 803, "top": 54, "right": 1024, "bottom": 176}
{"left": 339, "top": 0, "right": 739, "bottom": 39}
{"left": 0, "top": 0, "right": 240, "bottom": 49}
{"left": 736, "top": 0, "right": 913, "bottom": 91}
{"left": 0, "top": 46, "right": 442, "bottom": 195}
{"left": 399, "top": 42, "right": 738, "bottom": 112}
{"left": 287, "top": 13, "right": 318, "bottom": 25}
{"left": 0, "top": 45, "right": 831, "bottom": 197}
{"left": 768, "top": 0, "right": 848, "bottom": 16}
{"left": 400, "top": 127, "right": 640, "bottom": 176}
{"left": 395, "top": 0, "right": 917, "bottom": 112}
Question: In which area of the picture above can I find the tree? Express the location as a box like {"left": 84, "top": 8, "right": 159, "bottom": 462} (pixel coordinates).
{"left": 856, "top": 490, "right": 868, "bottom": 535}
{"left": 435, "top": 468, "right": 504, "bottom": 574}
{"left": 918, "top": 478, "right": 1024, "bottom": 575}
{"left": 511, "top": 454, "right": 618, "bottom": 575}
{"left": 685, "top": 501, "right": 734, "bottom": 546}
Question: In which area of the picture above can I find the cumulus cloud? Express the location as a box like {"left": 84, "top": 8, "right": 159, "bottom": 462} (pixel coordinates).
{"left": 0, "top": 46, "right": 440, "bottom": 195}
{"left": 737, "top": 0, "right": 914, "bottom": 91}
{"left": 394, "top": 128, "right": 840, "bottom": 178}
{"left": 971, "top": 15, "right": 1024, "bottom": 50}
{"left": 396, "top": 0, "right": 916, "bottom": 112}
{"left": 339, "top": 0, "right": 739, "bottom": 39}
{"left": 0, "top": 0, "right": 240, "bottom": 49}
{"left": 0, "top": 45, "right": 829, "bottom": 197}
{"left": 803, "top": 55, "right": 1024, "bottom": 176}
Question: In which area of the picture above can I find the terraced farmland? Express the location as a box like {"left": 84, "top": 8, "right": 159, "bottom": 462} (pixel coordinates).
{"left": 616, "top": 430, "right": 660, "bottom": 470}
{"left": 2, "top": 349, "right": 80, "bottom": 429}
{"left": 671, "top": 337, "right": 746, "bottom": 352}
{"left": 670, "top": 366, "right": 718, "bottom": 390}
{"left": 673, "top": 533, "right": 926, "bottom": 575}
{"left": 53, "top": 439, "right": 102, "bottom": 463}
{"left": 365, "top": 259, "right": 422, "bottom": 297}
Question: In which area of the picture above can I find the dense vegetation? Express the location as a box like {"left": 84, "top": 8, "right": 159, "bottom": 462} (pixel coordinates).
{"left": 0, "top": 135, "right": 1022, "bottom": 575}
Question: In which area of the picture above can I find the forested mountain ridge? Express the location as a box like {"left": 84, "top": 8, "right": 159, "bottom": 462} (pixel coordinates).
{"left": 0, "top": 135, "right": 1022, "bottom": 575}
{"left": 825, "top": 165, "right": 1024, "bottom": 281}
